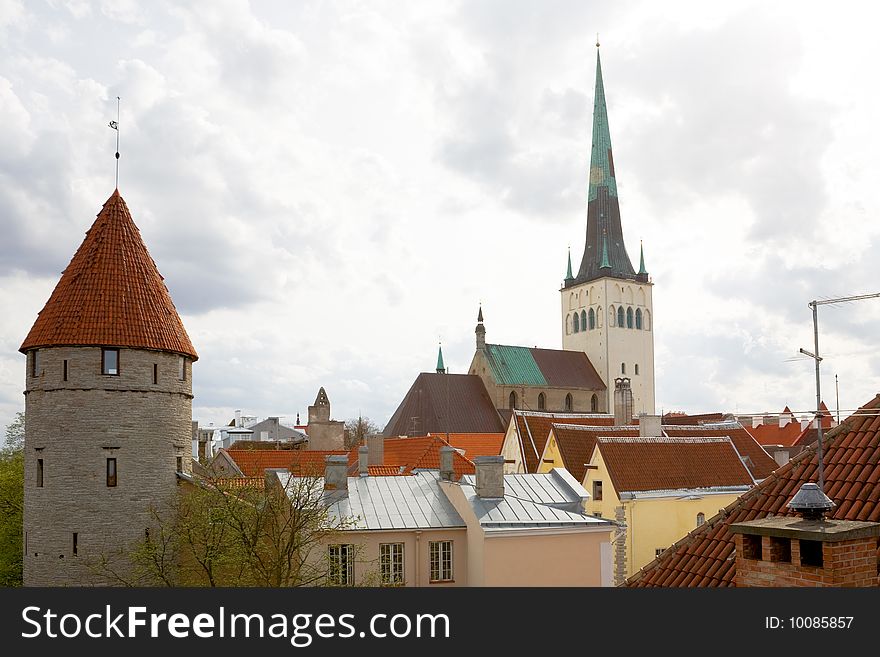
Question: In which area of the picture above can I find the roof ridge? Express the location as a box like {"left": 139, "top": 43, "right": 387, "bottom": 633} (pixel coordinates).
{"left": 598, "top": 436, "right": 732, "bottom": 443}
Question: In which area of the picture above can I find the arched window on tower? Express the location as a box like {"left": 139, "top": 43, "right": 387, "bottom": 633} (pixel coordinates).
{"left": 597, "top": 306, "right": 603, "bottom": 328}
{"left": 573, "top": 312, "right": 580, "bottom": 333}
{"left": 509, "top": 391, "right": 517, "bottom": 410}
{"left": 580, "top": 310, "right": 587, "bottom": 332}
{"left": 644, "top": 309, "right": 651, "bottom": 331}
{"left": 609, "top": 306, "right": 616, "bottom": 327}
{"left": 626, "top": 307, "right": 633, "bottom": 329}
{"left": 538, "top": 392, "right": 546, "bottom": 410}
{"left": 564, "top": 393, "right": 573, "bottom": 412}
{"left": 591, "top": 394, "right": 598, "bottom": 412}
{"left": 566, "top": 314, "right": 571, "bottom": 335}
{"left": 617, "top": 306, "right": 625, "bottom": 328}
{"left": 635, "top": 308, "right": 643, "bottom": 330}
{"left": 621, "top": 363, "right": 626, "bottom": 375}
{"left": 588, "top": 308, "right": 596, "bottom": 330}
{"left": 697, "top": 512, "right": 705, "bottom": 527}
{"left": 635, "top": 364, "right": 640, "bottom": 375}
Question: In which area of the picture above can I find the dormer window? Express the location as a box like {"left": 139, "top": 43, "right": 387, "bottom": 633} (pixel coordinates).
{"left": 102, "top": 349, "right": 119, "bottom": 376}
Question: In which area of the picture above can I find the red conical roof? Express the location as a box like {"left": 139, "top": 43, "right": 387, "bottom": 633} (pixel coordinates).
{"left": 20, "top": 190, "right": 198, "bottom": 359}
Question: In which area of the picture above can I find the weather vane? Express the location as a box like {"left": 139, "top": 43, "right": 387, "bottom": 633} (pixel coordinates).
{"left": 108, "top": 96, "right": 120, "bottom": 188}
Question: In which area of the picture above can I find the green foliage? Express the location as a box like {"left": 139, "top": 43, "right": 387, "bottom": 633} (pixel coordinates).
{"left": 0, "top": 412, "right": 24, "bottom": 586}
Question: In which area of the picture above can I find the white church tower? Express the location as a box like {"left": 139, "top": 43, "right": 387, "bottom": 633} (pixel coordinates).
{"left": 561, "top": 45, "right": 655, "bottom": 416}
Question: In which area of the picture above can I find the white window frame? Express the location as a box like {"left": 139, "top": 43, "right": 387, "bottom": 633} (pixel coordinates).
{"left": 380, "top": 542, "right": 405, "bottom": 586}
{"left": 429, "top": 540, "right": 453, "bottom": 583}
{"left": 328, "top": 544, "right": 354, "bottom": 586}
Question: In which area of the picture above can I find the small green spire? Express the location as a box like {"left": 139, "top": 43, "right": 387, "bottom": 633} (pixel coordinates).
{"left": 600, "top": 234, "right": 611, "bottom": 269}
{"left": 565, "top": 247, "right": 573, "bottom": 280}
{"left": 638, "top": 240, "right": 647, "bottom": 275}
{"left": 436, "top": 343, "right": 446, "bottom": 374}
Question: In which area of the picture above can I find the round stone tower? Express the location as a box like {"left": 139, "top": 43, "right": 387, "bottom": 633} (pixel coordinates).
{"left": 19, "top": 190, "right": 198, "bottom": 586}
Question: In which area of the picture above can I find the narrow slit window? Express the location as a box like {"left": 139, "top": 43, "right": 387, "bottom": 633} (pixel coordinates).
{"left": 153, "top": 364, "right": 158, "bottom": 385}
{"left": 593, "top": 480, "right": 603, "bottom": 501}
{"left": 176, "top": 456, "right": 183, "bottom": 472}
{"left": 72, "top": 533, "right": 78, "bottom": 556}
{"left": 102, "top": 348, "right": 119, "bottom": 375}
{"left": 106, "top": 457, "right": 117, "bottom": 487}
{"left": 31, "top": 350, "right": 40, "bottom": 377}
{"left": 63, "top": 359, "right": 68, "bottom": 382}
{"left": 37, "top": 458, "right": 44, "bottom": 488}
{"left": 178, "top": 357, "right": 186, "bottom": 381}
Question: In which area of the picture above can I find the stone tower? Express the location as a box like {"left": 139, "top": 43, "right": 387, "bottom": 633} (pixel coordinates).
{"left": 306, "top": 387, "right": 345, "bottom": 450}
{"left": 19, "top": 190, "right": 198, "bottom": 585}
{"left": 561, "top": 46, "right": 655, "bottom": 416}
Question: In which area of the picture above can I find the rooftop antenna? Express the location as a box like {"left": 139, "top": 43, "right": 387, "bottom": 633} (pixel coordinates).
{"left": 835, "top": 374, "right": 840, "bottom": 424}
{"left": 108, "top": 96, "right": 120, "bottom": 188}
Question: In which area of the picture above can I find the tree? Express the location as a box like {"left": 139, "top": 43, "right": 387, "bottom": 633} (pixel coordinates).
{"left": 0, "top": 412, "right": 24, "bottom": 586}
{"left": 102, "top": 472, "right": 364, "bottom": 587}
{"left": 344, "top": 416, "right": 381, "bottom": 449}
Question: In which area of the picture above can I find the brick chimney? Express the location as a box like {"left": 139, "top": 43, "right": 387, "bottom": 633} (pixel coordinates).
{"left": 475, "top": 455, "right": 504, "bottom": 498}
{"left": 367, "top": 433, "right": 384, "bottom": 466}
{"left": 324, "top": 455, "right": 349, "bottom": 492}
{"left": 639, "top": 414, "right": 662, "bottom": 437}
{"left": 439, "top": 446, "right": 455, "bottom": 481}
{"left": 358, "top": 445, "right": 369, "bottom": 477}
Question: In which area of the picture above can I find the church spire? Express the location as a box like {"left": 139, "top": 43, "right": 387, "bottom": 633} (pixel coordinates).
{"left": 475, "top": 304, "right": 486, "bottom": 350}
{"left": 436, "top": 343, "right": 446, "bottom": 374}
{"left": 565, "top": 247, "right": 574, "bottom": 281}
{"left": 638, "top": 240, "right": 647, "bottom": 275}
{"left": 571, "top": 46, "right": 637, "bottom": 286}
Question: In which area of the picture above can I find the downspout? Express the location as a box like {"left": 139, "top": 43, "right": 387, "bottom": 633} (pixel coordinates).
{"left": 415, "top": 530, "right": 422, "bottom": 587}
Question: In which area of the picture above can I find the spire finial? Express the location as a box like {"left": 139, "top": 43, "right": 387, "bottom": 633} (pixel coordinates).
{"left": 638, "top": 239, "right": 647, "bottom": 275}
{"left": 108, "top": 97, "right": 120, "bottom": 189}
{"left": 596, "top": 33, "right": 600, "bottom": 48}
{"left": 477, "top": 303, "right": 484, "bottom": 324}
{"left": 436, "top": 341, "right": 446, "bottom": 374}
{"left": 565, "top": 246, "right": 574, "bottom": 281}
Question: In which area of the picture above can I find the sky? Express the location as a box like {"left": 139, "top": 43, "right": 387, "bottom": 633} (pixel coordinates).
{"left": 2, "top": 0, "right": 879, "bottom": 434}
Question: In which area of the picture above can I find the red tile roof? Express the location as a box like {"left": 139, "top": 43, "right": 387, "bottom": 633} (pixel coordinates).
{"left": 382, "top": 435, "right": 475, "bottom": 479}
{"left": 549, "top": 424, "right": 637, "bottom": 483}
{"left": 427, "top": 432, "right": 504, "bottom": 459}
{"left": 662, "top": 424, "right": 777, "bottom": 480}
{"left": 745, "top": 421, "right": 804, "bottom": 448}
{"left": 20, "top": 191, "right": 197, "bottom": 359}
{"left": 661, "top": 412, "right": 728, "bottom": 425}
{"left": 512, "top": 411, "right": 616, "bottom": 473}
{"left": 382, "top": 373, "right": 505, "bottom": 437}
{"left": 596, "top": 437, "right": 755, "bottom": 493}
{"left": 626, "top": 394, "right": 880, "bottom": 587}
{"left": 226, "top": 449, "right": 348, "bottom": 477}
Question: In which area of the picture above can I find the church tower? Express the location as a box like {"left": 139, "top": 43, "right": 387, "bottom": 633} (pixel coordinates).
{"left": 20, "top": 190, "right": 198, "bottom": 585}
{"left": 561, "top": 46, "right": 655, "bottom": 416}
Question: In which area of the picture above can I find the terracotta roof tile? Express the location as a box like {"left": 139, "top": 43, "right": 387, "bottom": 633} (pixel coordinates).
{"left": 662, "top": 424, "right": 777, "bottom": 480}
{"left": 626, "top": 394, "right": 880, "bottom": 587}
{"left": 226, "top": 449, "right": 347, "bottom": 477}
{"left": 549, "top": 424, "right": 636, "bottom": 483}
{"left": 426, "top": 432, "right": 504, "bottom": 459}
{"left": 513, "top": 410, "right": 616, "bottom": 473}
{"left": 20, "top": 191, "right": 197, "bottom": 358}
{"left": 745, "top": 421, "right": 805, "bottom": 448}
{"left": 382, "top": 435, "right": 476, "bottom": 479}
{"left": 595, "top": 437, "right": 755, "bottom": 492}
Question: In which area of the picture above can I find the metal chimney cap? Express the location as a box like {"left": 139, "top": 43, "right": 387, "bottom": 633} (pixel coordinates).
{"left": 788, "top": 483, "right": 835, "bottom": 513}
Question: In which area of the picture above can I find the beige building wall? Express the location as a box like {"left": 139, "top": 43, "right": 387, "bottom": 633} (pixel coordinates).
{"left": 500, "top": 417, "right": 525, "bottom": 474}
{"left": 561, "top": 278, "right": 655, "bottom": 415}
{"left": 23, "top": 346, "right": 193, "bottom": 586}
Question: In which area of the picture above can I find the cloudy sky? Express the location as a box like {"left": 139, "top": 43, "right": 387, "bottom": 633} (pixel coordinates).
{"left": 2, "top": 0, "right": 879, "bottom": 434}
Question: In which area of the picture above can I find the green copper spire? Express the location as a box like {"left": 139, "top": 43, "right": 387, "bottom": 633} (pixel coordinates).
{"left": 436, "top": 344, "right": 446, "bottom": 374}
{"left": 565, "top": 247, "right": 573, "bottom": 280}
{"left": 587, "top": 48, "right": 618, "bottom": 203}
{"left": 600, "top": 234, "right": 611, "bottom": 269}
{"left": 638, "top": 240, "right": 647, "bottom": 275}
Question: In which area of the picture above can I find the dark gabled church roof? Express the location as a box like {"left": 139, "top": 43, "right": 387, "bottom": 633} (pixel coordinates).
{"left": 382, "top": 373, "right": 506, "bottom": 437}
{"left": 626, "top": 394, "right": 880, "bottom": 587}
{"left": 567, "top": 48, "right": 643, "bottom": 287}
{"left": 482, "top": 344, "right": 605, "bottom": 390}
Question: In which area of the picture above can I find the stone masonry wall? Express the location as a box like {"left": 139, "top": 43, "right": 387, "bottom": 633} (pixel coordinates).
{"left": 23, "top": 346, "right": 193, "bottom": 586}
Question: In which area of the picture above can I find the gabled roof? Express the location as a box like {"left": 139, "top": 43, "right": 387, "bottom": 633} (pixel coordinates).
{"left": 225, "top": 449, "right": 349, "bottom": 477}
{"left": 20, "top": 190, "right": 197, "bottom": 359}
{"left": 427, "top": 432, "right": 504, "bottom": 459}
{"left": 513, "top": 410, "right": 616, "bottom": 473}
{"left": 661, "top": 412, "right": 728, "bottom": 426}
{"left": 549, "top": 423, "right": 636, "bottom": 483}
{"left": 483, "top": 344, "right": 605, "bottom": 389}
{"left": 626, "top": 394, "right": 880, "bottom": 587}
{"left": 594, "top": 437, "right": 755, "bottom": 494}
{"left": 746, "top": 421, "right": 805, "bottom": 448}
{"left": 382, "top": 372, "right": 506, "bottom": 437}
{"left": 383, "top": 435, "right": 475, "bottom": 480}
{"left": 662, "top": 423, "right": 777, "bottom": 480}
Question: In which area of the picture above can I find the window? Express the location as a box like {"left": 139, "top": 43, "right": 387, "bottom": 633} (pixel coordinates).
{"left": 429, "top": 540, "right": 453, "bottom": 582}
{"left": 588, "top": 307, "right": 596, "bottom": 330}
{"left": 37, "top": 459, "right": 44, "bottom": 488}
{"left": 591, "top": 394, "right": 599, "bottom": 413}
{"left": 63, "top": 359, "right": 68, "bottom": 382}
{"left": 537, "top": 392, "right": 546, "bottom": 410}
{"left": 565, "top": 314, "right": 571, "bottom": 335}
{"left": 635, "top": 308, "right": 643, "bottom": 330}
{"left": 153, "top": 364, "right": 158, "bottom": 385}
{"left": 573, "top": 312, "right": 580, "bottom": 333}
{"left": 635, "top": 364, "right": 640, "bottom": 376}
{"left": 380, "top": 542, "right": 404, "bottom": 586}
{"left": 609, "top": 306, "right": 616, "bottom": 327}
{"left": 696, "top": 512, "right": 705, "bottom": 526}
{"left": 655, "top": 548, "right": 665, "bottom": 558}
{"left": 176, "top": 456, "right": 183, "bottom": 472}
{"left": 594, "top": 512, "right": 602, "bottom": 518}
{"left": 106, "top": 458, "right": 117, "bottom": 487}
{"left": 31, "top": 350, "right": 40, "bottom": 377}
{"left": 328, "top": 544, "right": 355, "bottom": 585}
{"left": 626, "top": 307, "right": 633, "bottom": 328}
{"left": 72, "top": 533, "right": 78, "bottom": 557}
{"left": 593, "top": 480, "right": 603, "bottom": 501}
{"left": 580, "top": 310, "right": 587, "bottom": 332}
{"left": 178, "top": 356, "right": 186, "bottom": 381}
{"left": 509, "top": 391, "right": 517, "bottom": 410}
{"left": 621, "top": 362, "right": 626, "bottom": 375}
{"left": 564, "top": 393, "right": 573, "bottom": 412}
{"left": 102, "top": 348, "right": 119, "bottom": 375}
{"left": 617, "top": 306, "right": 625, "bottom": 328}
